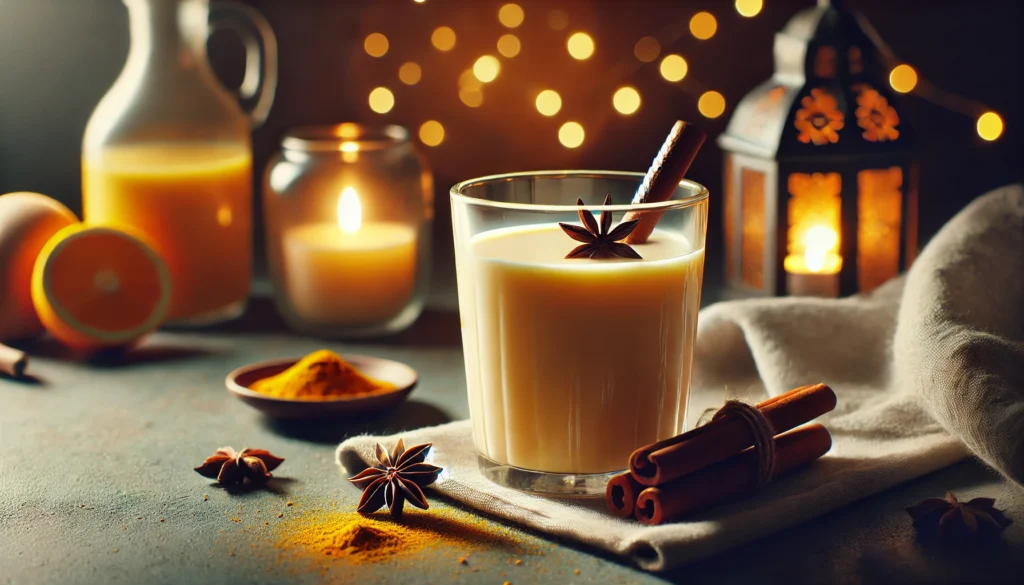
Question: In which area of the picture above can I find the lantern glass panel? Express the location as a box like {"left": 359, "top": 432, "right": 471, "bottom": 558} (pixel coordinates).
{"left": 740, "top": 168, "right": 767, "bottom": 290}
{"left": 785, "top": 172, "right": 842, "bottom": 274}
{"left": 848, "top": 46, "right": 863, "bottom": 74}
{"left": 857, "top": 167, "right": 903, "bottom": 291}
{"left": 814, "top": 46, "right": 836, "bottom": 78}
{"left": 906, "top": 180, "right": 918, "bottom": 266}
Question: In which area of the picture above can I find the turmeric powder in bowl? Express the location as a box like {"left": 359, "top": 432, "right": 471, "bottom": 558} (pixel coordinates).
{"left": 249, "top": 350, "right": 396, "bottom": 401}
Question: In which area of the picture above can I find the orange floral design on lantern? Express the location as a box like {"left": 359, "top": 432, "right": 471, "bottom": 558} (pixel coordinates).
{"left": 794, "top": 88, "right": 845, "bottom": 145}
{"left": 855, "top": 87, "right": 900, "bottom": 142}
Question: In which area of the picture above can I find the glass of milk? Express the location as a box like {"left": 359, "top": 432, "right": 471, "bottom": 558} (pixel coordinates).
{"left": 451, "top": 171, "right": 708, "bottom": 495}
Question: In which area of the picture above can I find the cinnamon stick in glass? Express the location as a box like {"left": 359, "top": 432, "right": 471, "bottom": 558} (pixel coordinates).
{"left": 630, "top": 383, "right": 836, "bottom": 486}
{"left": 634, "top": 423, "right": 832, "bottom": 525}
{"left": 0, "top": 342, "right": 28, "bottom": 378}
{"left": 622, "top": 120, "right": 706, "bottom": 245}
{"left": 606, "top": 471, "right": 645, "bottom": 519}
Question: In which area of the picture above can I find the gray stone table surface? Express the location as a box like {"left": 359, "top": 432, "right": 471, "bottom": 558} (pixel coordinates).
{"left": 3, "top": 299, "right": 1023, "bottom": 585}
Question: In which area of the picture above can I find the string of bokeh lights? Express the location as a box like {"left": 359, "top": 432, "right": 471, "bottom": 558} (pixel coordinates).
{"left": 363, "top": 0, "right": 1003, "bottom": 150}
{"left": 855, "top": 12, "right": 1005, "bottom": 141}
{"left": 360, "top": 1, "right": 763, "bottom": 149}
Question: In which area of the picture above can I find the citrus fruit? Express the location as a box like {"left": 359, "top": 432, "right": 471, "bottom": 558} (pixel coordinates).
{"left": 31, "top": 224, "right": 171, "bottom": 351}
{"left": 0, "top": 192, "right": 78, "bottom": 341}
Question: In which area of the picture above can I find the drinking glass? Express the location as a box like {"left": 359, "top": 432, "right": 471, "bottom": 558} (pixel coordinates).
{"left": 451, "top": 171, "right": 708, "bottom": 495}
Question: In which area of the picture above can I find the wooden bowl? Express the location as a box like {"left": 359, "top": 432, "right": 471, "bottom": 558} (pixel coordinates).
{"left": 225, "top": 355, "right": 417, "bottom": 419}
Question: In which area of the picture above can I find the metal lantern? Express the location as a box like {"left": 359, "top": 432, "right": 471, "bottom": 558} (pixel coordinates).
{"left": 718, "top": 0, "right": 918, "bottom": 297}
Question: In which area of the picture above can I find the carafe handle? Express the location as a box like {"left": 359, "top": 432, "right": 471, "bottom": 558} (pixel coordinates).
{"left": 209, "top": 1, "right": 278, "bottom": 128}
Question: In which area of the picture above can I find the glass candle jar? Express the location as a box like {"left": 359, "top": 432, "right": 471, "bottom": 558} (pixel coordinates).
{"left": 264, "top": 124, "right": 432, "bottom": 338}
{"left": 452, "top": 171, "right": 708, "bottom": 495}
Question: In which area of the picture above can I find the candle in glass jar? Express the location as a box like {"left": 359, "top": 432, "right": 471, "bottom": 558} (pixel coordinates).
{"left": 785, "top": 225, "right": 841, "bottom": 297}
{"left": 282, "top": 188, "right": 416, "bottom": 324}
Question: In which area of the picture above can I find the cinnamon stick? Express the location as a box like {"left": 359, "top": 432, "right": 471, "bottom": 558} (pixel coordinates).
{"left": 0, "top": 342, "right": 28, "bottom": 378}
{"left": 606, "top": 471, "right": 645, "bottom": 519}
{"left": 622, "top": 120, "right": 706, "bottom": 245}
{"left": 630, "top": 383, "right": 836, "bottom": 486}
{"left": 634, "top": 424, "right": 832, "bottom": 525}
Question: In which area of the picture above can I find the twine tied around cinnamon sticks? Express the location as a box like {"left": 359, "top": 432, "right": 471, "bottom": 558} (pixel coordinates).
{"left": 700, "top": 400, "right": 777, "bottom": 488}
{"left": 606, "top": 383, "right": 837, "bottom": 525}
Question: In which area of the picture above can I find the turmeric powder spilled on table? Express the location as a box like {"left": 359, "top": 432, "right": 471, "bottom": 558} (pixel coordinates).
{"left": 275, "top": 508, "right": 520, "bottom": 565}
{"left": 250, "top": 350, "right": 395, "bottom": 400}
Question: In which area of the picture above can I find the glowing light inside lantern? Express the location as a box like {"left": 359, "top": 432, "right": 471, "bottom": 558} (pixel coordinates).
{"left": 419, "top": 120, "right": 445, "bottom": 146}
{"left": 340, "top": 141, "right": 358, "bottom": 163}
{"left": 364, "top": 33, "right": 389, "bottom": 57}
{"left": 659, "top": 54, "right": 688, "bottom": 82}
{"left": 498, "top": 4, "right": 525, "bottom": 28}
{"left": 337, "top": 187, "right": 361, "bottom": 234}
{"left": 216, "top": 204, "right": 232, "bottom": 227}
{"left": 398, "top": 62, "right": 422, "bottom": 85}
{"left": 567, "top": 32, "right": 595, "bottom": 60}
{"left": 613, "top": 87, "right": 641, "bottom": 115}
{"left": 634, "top": 36, "right": 661, "bottom": 63}
{"left": 558, "top": 122, "right": 585, "bottom": 148}
{"left": 977, "top": 112, "right": 1004, "bottom": 141}
{"left": 368, "top": 87, "right": 394, "bottom": 114}
{"left": 698, "top": 91, "right": 726, "bottom": 118}
{"left": 431, "top": 27, "right": 456, "bottom": 51}
{"left": 535, "top": 90, "right": 562, "bottom": 116}
{"left": 735, "top": 0, "right": 763, "bottom": 17}
{"left": 473, "top": 55, "right": 501, "bottom": 83}
{"left": 689, "top": 12, "right": 717, "bottom": 40}
{"left": 802, "top": 225, "right": 839, "bottom": 273}
{"left": 497, "top": 34, "right": 521, "bottom": 58}
{"left": 336, "top": 123, "right": 360, "bottom": 138}
{"left": 889, "top": 64, "right": 918, "bottom": 93}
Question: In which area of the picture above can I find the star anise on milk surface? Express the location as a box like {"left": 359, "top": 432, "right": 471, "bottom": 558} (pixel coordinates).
{"left": 558, "top": 194, "right": 642, "bottom": 259}
{"left": 194, "top": 446, "right": 285, "bottom": 488}
{"left": 348, "top": 439, "right": 443, "bottom": 517}
{"left": 906, "top": 492, "right": 1012, "bottom": 543}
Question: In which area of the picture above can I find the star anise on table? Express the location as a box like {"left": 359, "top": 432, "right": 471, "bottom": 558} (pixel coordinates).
{"left": 906, "top": 492, "right": 1012, "bottom": 544}
{"left": 347, "top": 438, "right": 443, "bottom": 517}
{"left": 559, "top": 194, "right": 642, "bottom": 260}
{"left": 194, "top": 447, "right": 285, "bottom": 488}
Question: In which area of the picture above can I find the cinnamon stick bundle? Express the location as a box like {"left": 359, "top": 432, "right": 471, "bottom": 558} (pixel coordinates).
{"left": 606, "top": 472, "right": 645, "bottom": 519}
{"left": 634, "top": 424, "right": 833, "bottom": 526}
{"left": 630, "top": 383, "right": 836, "bottom": 486}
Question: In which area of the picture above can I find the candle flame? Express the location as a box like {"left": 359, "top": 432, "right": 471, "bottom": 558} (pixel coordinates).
{"left": 337, "top": 187, "right": 361, "bottom": 233}
{"left": 803, "top": 225, "right": 839, "bottom": 273}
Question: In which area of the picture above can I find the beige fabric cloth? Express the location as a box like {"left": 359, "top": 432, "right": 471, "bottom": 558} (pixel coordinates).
{"left": 337, "top": 185, "right": 1024, "bottom": 571}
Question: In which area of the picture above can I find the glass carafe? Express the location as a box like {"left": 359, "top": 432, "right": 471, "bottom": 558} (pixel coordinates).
{"left": 82, "top": 0, "right": 276, "bottom": 326}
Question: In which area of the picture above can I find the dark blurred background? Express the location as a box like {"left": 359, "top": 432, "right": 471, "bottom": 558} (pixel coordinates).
{"left": 1, "top": 0, "right": 1020, "bottom": 291}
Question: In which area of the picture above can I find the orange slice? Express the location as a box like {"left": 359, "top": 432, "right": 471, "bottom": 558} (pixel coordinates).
{"left": 31, "top": 224, "right": 171, "bottom": 351}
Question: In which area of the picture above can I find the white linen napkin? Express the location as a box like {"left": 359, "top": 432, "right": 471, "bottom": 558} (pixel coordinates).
{"left": 337, "top": 185, "right": 1023, "bottom": 571}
